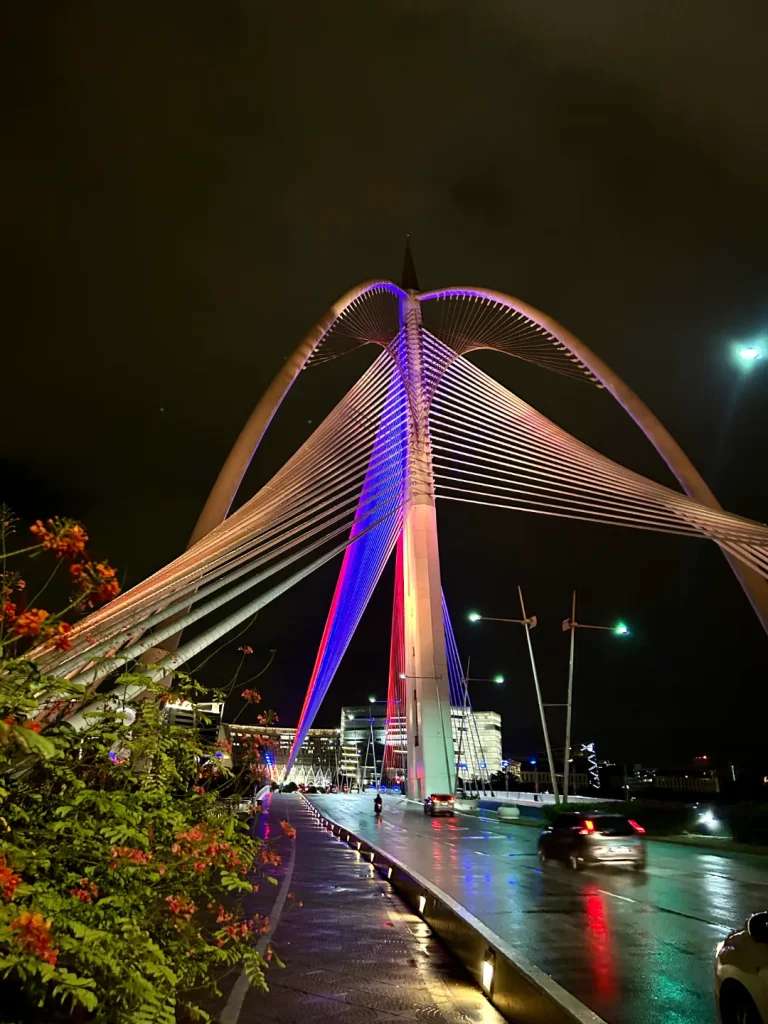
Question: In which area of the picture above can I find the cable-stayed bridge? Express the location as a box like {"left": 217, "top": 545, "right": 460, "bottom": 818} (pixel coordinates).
{"left": 30, "top": 248, "right": 768, "bottom": 798}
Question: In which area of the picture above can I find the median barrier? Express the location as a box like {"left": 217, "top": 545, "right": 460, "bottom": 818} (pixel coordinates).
{"left": 304, "top": 796, "right": 607, "bottom": 1024}
{"left": 497, "top": 804, "right": 520, "bottom": 821}
{"left": 454, "top": 797, "right": 480, "bottom": 813}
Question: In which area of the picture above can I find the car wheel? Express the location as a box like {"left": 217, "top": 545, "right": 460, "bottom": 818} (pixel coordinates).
{"left": 568, "top": 854, "right": 581, "bottom": 871}
{"left": 720, "top": 982, "right": 763, "bottom": 1024}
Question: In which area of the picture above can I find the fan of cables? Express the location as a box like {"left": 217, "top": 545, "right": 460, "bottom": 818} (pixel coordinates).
{"left": 424, "top": 330, "right": 768, "bottom": 576}
{"left": 31, "top": 346, "right": 410, "bottom": 693}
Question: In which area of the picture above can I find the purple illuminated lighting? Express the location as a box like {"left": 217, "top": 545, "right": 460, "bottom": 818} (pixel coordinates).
{"left": 287, "top": 368, "right": 409, "bottom": 769}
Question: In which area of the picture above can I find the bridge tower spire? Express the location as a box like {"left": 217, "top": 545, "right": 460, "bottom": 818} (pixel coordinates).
{"left": 400, "top": 278, "right": 455, "bottom": 799}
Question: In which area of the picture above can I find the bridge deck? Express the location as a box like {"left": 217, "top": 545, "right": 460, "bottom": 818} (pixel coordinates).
{"left": 309, "top": 793, "right": 768, "bottom": 1024}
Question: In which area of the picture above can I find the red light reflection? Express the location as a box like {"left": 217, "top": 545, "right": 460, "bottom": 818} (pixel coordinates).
{"left": 582, "top": 886, "right": 617, "bottom": 999}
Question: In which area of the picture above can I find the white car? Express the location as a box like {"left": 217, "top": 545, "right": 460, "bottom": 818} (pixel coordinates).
{"left": 715, "top": 911, "right": 768, "bottom": 1023}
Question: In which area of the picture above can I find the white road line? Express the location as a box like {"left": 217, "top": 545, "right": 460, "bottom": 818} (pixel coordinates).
{"left": 597, "top": 889, "right": 637, "bottom": 903}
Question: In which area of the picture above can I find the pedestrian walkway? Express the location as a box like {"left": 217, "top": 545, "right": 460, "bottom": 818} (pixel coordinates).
{"left": 220, "top": 793, "right": 503, "bottom": 1024}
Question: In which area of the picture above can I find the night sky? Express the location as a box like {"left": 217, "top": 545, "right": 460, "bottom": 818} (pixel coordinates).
{"left": 3, "top": 2, "right": 768, "bottom": 769}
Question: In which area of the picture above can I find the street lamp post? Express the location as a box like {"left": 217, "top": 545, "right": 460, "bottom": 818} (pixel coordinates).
{"left": 366, "top": 695, "right": 379, "bottom": 792}
{"left": 561, "top": 591, "right": 631, "bottom": 802}
{"left": 468, "top": 586, "right": 561, "bottom": 803}
{"left": 458, "top": 661, "right": 506, "bottom": 797}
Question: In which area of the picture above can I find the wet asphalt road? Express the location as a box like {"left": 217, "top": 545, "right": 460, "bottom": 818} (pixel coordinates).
{"left": 309, "top": 794, "right": 768, "bottom": 1024}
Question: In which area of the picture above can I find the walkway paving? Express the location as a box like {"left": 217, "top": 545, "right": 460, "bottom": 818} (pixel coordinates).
{"left": 216, "top": 793, "right": 503, "bottom": 1024}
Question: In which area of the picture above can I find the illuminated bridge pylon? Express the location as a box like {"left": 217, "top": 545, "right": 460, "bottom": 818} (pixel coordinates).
{"left": 29, "top": 245, "right": 768, "bottom": 797}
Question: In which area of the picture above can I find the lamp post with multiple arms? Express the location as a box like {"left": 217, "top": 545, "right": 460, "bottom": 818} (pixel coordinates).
{"left": 467, "top": 586, "right": 560, "bottom": 803}
{"left": 561, "top": 591, "right": 631, "bottom": 802}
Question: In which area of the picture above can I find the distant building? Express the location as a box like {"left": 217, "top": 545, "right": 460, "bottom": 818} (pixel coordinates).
{"left": 451, "top": 709, "right": 502, "bottom": 779}
{"left": 340, "top": 704, "right": 386, "bottom": 787}
{"left": 164, "top": 700, "right": 223, "bottom": 744}
{"left": 340, "top": 703, "right": 387, "bottom": 746}
{"left": 224, "top": 724, "right": 340, "bottom": 786}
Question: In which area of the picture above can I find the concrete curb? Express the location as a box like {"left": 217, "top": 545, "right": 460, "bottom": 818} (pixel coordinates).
{"left": 303, "top": 796, "right": 607, "bottom": 1024}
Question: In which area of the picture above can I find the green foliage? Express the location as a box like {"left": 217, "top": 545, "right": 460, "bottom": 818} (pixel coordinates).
{"left": 0, "top": 665, "right": 280, "bottom": 1023}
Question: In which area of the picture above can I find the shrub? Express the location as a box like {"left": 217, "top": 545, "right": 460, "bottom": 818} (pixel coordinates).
{"left": 0, "top": 509, "right": 287, "bottom": 1021}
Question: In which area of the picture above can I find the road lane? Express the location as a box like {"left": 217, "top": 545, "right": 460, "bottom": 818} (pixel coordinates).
{"left": 309, "top": 794, "right": 768, "bottom": 1024}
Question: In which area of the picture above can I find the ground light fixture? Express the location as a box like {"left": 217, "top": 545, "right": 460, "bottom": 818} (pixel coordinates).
{"left": 481, "top": 949, "right": 496, "bottom": 994}
{"left": 698, "top": 809, "right": 721, "bottom": 830}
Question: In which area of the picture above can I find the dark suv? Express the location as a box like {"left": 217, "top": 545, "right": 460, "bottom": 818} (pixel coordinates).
{"left": 538, "top": 812, "right": 646, "bottom": 871}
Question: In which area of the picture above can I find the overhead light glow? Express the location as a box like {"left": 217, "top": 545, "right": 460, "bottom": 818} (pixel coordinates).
{"left": 418, "top": 894, "right": 426, "bottom": 914}
{"left": 493, "top": 674, "right": 505, "bottom": 684}
{"left": 467, "top": 611, "right": 482, "bottom": 623}
{"left": 732, "top": 338, "right": 766, "bottom": 372}
{"left": 613, "top": 621, "right": 630, "bottom": 637}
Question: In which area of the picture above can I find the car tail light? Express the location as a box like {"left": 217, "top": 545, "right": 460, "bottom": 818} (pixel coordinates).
{"left": 578, "top": 819, "right": 595, "bottom": 836}
{"left": 629, "top": 819, "right": 646, "bottom": 834}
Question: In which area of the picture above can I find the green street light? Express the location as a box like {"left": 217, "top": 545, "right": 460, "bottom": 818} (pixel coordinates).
{"left": 467, "top": 611, "right": 482, "bottom": 623}
{"left": 613, "top": 621, "right": 630, "bottom": 637}
{"left": 732, "top": 339, "right": 765, "bottom": 372}
{"left": 368, "top": 695, "right": 376, "bottom": 704}
{"left": 493, "top": 674, "right": 505, "bottom": 684}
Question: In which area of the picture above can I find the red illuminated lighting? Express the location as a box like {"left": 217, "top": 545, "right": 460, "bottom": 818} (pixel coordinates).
{"left": 579, "top": 819, "right": 595, "bottom": 835}
{"left": 628, "top": 819, "right": 646, "bottom": 834}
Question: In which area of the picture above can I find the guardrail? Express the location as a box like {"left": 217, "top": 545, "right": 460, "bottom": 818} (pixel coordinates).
{"left": 301, "top": 796, "right": 607, "bottom": 1024}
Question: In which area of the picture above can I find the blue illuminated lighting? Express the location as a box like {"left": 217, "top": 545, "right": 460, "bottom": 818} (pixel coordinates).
{"left": 288, "top": 361, "right": 409, "bottom": 770}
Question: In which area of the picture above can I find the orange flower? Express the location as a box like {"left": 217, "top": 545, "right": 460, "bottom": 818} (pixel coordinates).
{"left": 108, "top": 846, "right": 152, "bottom": 870}
{"left": 0, "top": 600, "right": 17, "bottom": 625}
{"left": 53, "top": 622, "right": 72, "bottom": 651}
{"left": 70, "top": 559, "right": 121, "bottom": 608}
{"left": 12, "top": 608, "right": 49, "bottom": 638}
{"left": 280, "top": 820, "right": 297, "bottom": 840}
{"left": 11, "top": 911, "right": 58, "bottom": 965}
{"left": 69, "top": 878, "right": 99, "bottom": 903}
{"left": 165, "top": 895, "right": 197, "bottom": 919}
{"left": 0, "top": 856, "right": 22, "bottom": 901}
{"left": 30, "top": 517, "right": 88, "bottom": 558}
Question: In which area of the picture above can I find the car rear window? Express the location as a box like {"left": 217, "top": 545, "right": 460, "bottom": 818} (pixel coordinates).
{"left": 553, "top": 814, "right": 581, "bottom": 828}
{"left": 592, "top": 816, "right": 635, "bottom": 836}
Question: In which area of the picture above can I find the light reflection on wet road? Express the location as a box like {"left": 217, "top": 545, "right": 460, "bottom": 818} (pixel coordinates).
{"left": 310, "top": 794, "right": 768, "bottom": 1024}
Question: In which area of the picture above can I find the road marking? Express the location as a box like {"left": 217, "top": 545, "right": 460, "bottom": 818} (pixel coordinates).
{"left": 597, "top": 888, "right": 637, "bottom": 903}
